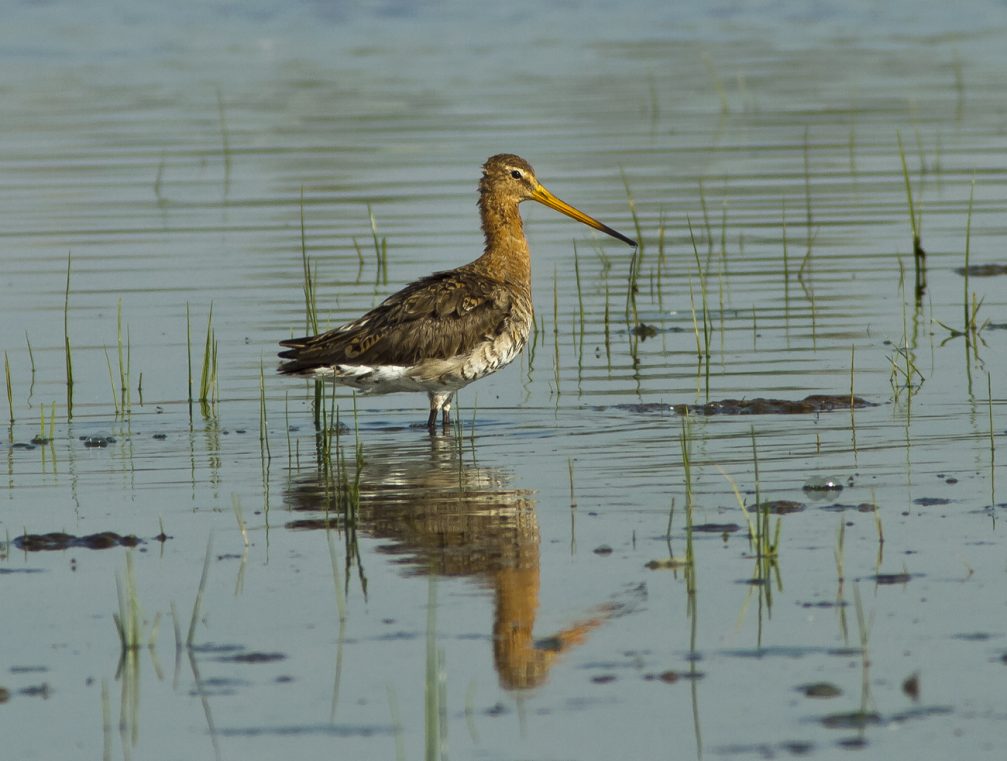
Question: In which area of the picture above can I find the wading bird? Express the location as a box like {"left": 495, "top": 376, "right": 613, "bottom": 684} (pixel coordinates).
{"left": 279, "top": 154, "right": 636, "bottom": 429}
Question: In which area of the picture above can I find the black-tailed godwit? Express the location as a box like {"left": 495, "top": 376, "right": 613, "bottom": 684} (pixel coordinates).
{"left": 279, "top": 154, "right": 636, "bottom": 429}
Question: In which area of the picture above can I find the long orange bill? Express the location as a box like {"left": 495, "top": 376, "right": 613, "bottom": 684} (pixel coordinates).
{"left": 531, "top": 184, "right": 637, "bottom": 248}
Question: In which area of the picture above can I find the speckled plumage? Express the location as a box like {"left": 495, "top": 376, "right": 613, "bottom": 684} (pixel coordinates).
{"left": 279, "top": 154, "right": 635, "bottom": 429}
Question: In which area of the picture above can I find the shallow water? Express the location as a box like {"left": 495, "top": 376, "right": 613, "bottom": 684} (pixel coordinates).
{"left": 3, "top": 1, "right": 1007, "bottom": 759}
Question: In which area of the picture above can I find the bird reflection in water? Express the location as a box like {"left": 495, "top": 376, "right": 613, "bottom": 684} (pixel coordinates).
{"left": 283, "top": 436, "right": 627, "bottom": 690}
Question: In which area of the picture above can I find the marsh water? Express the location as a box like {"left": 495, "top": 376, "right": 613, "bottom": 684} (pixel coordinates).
{"left": 3, "top": 2, "right": 1007, "bottom": 759}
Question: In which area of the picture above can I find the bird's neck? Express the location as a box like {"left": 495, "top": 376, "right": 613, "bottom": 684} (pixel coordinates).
{"left": 472, "top": 193, "right": 532, "bottom": 290}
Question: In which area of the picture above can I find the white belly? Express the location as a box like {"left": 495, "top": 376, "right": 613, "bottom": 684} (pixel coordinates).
{"left": 311, "top": 326, "right": 529, "bottom": 395}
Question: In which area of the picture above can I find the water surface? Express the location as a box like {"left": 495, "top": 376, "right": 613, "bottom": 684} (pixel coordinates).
{"left": 2, "top": 2, "right": 1006, "bottom": 760}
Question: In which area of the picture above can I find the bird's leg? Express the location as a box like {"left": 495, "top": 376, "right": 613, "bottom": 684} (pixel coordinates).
{"left": 440, "top": 393, "right": 454, "bottom": 429}
{"left": 427, "top": 391, "right": 453, "bottom": 431}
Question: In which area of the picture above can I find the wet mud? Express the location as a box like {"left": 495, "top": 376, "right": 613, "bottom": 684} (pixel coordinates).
{"left": 11, "top": 531, "right": 147, "bottom": 551}
{"left": 674, "top": 395, "right": 876, "bottom": 416}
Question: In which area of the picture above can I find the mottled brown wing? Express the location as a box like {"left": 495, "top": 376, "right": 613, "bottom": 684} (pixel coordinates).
{"left": 278, "top": 269, "right": 517, "bottom": 374}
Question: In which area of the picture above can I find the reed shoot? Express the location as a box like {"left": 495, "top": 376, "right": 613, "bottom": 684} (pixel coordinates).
{"left": 568, "top": 458, "right": 577, "bottom": 510}
{"left": 187, "top": 535, "right": 213, "bottom": 647}
{"left": 300, "top": 186, "right": 320, "bottom": 336}
{"left": 963, "top": 179, "right": 977, "bottom": 343}
{"left": 232, "top": 494, "right": 249, "bottom": 548}
{"left": 198, "top": 304, "right": 218, "bottom": 407}
{"left": 573, "top": 243, "right": 585, "bottom": 340}
{"left": 896, "top": 130, "right": 925, "bottom": 258}
{"left": 3, "top": 352, "right": 11, "bottom": 424}
{"left": 872, "top": 495, "right": 884, "bottom": 546}
{"left": 424, "top": 579, "right": 445, "bottom": 761}
{"left": 989, "top": 373, "right": 996, "bottom": 504}
{"left": 117, "top": 300, "right": 130, "bottom": 413}
{"left": 679, "top": 414, "right": 696, "bottom": 592}
{"left": 834, "top": 517, "right": 846, "bottom": 583}
{"left": 719, "top": 464, "right": 756, "bottom": 543}
{"left": 114, "top": 552, "right": 148, "bottom": 651}
{"left": 686, "top": 216, "right": 711, "bottom": 359}
{"left": 259, "top": 360, "right": 271, "bottom": 463}
{"left": 800, "top": 127, "right": 814, "bottom": 276}
{"left": 368, "top": 205, "right": 388, "bottom": 285}
{"left": 25, "top": 331, "right": 35, "bottom": 375}
{"left": 103, "top": 347, "right": 121, "bottom": 416}
{"left": 552, "top": 267, "right": 561, "bottom": 398}
{"left": 621, "top": 173, "right": 643, "bottom": 325}
{"left": 352, "top": 238, "right": 366, "bottom": 275}
{"left": 186, "top": 302, "right": 193, "bottom": 407}
{"left": 64, "top": 251, "right": 73, "bottom": 418}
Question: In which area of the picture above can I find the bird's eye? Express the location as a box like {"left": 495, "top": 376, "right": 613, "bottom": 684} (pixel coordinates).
{"left": 510, "top": 170, "right": 522, "bottom": 179}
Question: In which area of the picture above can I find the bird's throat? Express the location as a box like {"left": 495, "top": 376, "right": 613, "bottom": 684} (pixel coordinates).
{"left": 474, "top": 195, "right": 533, "bottom": 289}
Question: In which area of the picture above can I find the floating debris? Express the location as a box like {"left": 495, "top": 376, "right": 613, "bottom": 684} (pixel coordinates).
{"left": 612, "top": 402, "right": 672, "bottom": 414}
{"left": 888, "top": 705, "right": 953, "bottom": 722}
{"left": 803, "top": 477, "right": 844, "bottom": 496}
{"left": 914, "top": 497, "right": 950, "bottom": 506}
{"left": 819, "top": 502, "right": 872, "bottom": 513}
{"left": 218, "top": 651, "right": 287, "bottom": 664}
{"left": 837, "top": 737, "right": 869, "bottom": 750}
{"left": 821, "top": 710, "right": 883, "bottom": 729}
{"left": 644, "top": 557, "right": 690, "bottom": 570}
{"left": 781, "top": 742, "right": 815, "bottom": 755}
{"left": 643, "top": 670, "right": 703, "bottom": 683}
{"left": 797, "top": 682, "right": 842, "bottom": 698}
{"left": 902, "top": 672, "right": 920, "bottom": 701}
{"left": 13, "top": 531, "right": 143, "bottom": 551}
{"left": 754, "top": 500, "right": 805, "bottom": 514}
{"left": 673, "top": 394, "right": 875, "bottom": 416}
{"left": 630, "top": 322, "right": 659, "bottom": 338}
{"left": 285, "top": 518, "right": 343, "bottom": 531}
{"left": 80, "top": 434, "right": 116, "bottom": 448}
{"left": 799, "top": 600, "right": 847, "bottom": 609}
{"left": 871, "top": 572, "right": 914, "bottom": 585}
{"left": 18, "top": 683, "right": 51, "bottom": 699}
{"left": 955, "top": 263, "right": 1007, "bottom": 277}
{"left": 691, "top": 522, "right": 742, "bottom": 534}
